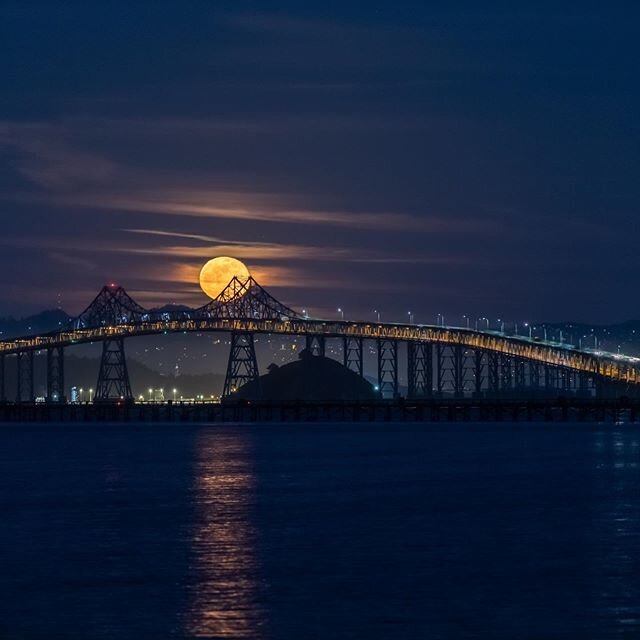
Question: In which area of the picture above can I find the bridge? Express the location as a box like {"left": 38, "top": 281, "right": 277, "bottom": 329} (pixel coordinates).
{"left": 1, "top": 276, "right": 639, "bottom": 403}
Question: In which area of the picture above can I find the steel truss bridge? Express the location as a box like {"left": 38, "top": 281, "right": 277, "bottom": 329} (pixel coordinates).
{"left": 1, "top": 276, "right": 639, "bottom": 403}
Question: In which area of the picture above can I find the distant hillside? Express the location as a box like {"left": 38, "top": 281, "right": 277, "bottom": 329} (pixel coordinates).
{"left": 233, "top": 350, "right": 378, "bottom": 402}
{"left": 0, "top": 309, "right": 72, "bottom": 338}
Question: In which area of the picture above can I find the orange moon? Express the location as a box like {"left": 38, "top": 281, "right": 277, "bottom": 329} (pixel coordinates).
{"left": 199, "top": 256, "right": 251, "bottom": 299}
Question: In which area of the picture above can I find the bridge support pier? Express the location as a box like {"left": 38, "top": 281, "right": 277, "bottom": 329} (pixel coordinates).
{"left": 377, "top": 339, "right": 398, "bottom": 399}
{"left": 408, "top": 341, "right": 432, "bottom": 398}
{"left": 500, "top": 356, "right": 512, "bottom": 396}
{"left": 514, "top": 358, "right": 525, "bottom": 392}
{"left": 46, "top": 346, "right": 65, "bottom": 403}
{"left": 343, "top": 337, "right": 363, "bottom": 376}
{"left": 223, "top": 332, "right": 260, "bottom": 399}
{"left": 530, "top": 362, "right": 541, "bottom": 390}
{"left": 0, "top": 354, "right": 5, "bottom": 402}
{"left": 306, "top": 335, "right": 326, "bottom": 357}
{"left": 473, "top": 350, "right": 484, "bottom": 397}
{"left": 545, "top": 365, "right": 557, "bottom": 395}
{"left": 578, "top": 372, "right": 592, "bottom": 397}
{"left": 95, "top": 338, "right": 133, "bottom": 402}
{"left": 16, "top": 351, "right": 34, "bottom": 403}
{"left": 487, "top": 352, "right": 499, "bottom": 396}
{"left": 436, "top": 344, "right": 447, "bottom": 397}
{"left": 453, "top": 344, "right": 465, "bottom": 398}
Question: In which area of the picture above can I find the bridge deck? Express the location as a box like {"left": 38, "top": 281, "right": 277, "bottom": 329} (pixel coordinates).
{"left": 0, "top": 318, "right": 638, "bottom": 385}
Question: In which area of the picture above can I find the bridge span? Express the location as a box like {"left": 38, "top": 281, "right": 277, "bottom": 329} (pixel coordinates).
{"left": 0, "top": 277, "right": 638, "bottom": 402}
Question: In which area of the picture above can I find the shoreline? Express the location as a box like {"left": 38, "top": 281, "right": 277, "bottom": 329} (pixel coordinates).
{"left": 2, "top": 397, "right": 640, "bottom": 424}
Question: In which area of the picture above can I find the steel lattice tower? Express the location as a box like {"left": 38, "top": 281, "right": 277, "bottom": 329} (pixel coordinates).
{"left": 16, "top": 351, "right": 34, "bottom": 403}
{"left": 408, "top": 341, "right": 432, "bottom": 398}
{"left": 0, "top": 354, "right": 5, "bottom": 402}
{"left": 95, "top": 339, "right": 133, "bottom": 402}
{"left": 223, "top": 332, "right": 260, "bottom": 398}
{"left": 305, "top": 335, "right": 326, "bottom": 357}
{"left": 343, "top": 336, "right": 363, "bottom": 376}
{"left": 377, "top": 338, "right": 398, "bottom": 399}
{"left": 46, "top": 346, "right": 65, "bottom": 403}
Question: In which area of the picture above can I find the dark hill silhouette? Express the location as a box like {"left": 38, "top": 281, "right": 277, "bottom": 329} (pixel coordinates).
{"left": 0, "top": 309, "right": 71, "bottom": 338}
{"left": 233, "top": 349, "right": 378, "bottom": 402}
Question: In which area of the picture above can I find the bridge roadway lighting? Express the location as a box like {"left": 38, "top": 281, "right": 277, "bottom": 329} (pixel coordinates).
{"left": 463, "top": 315, "right": 470, "bottom": 329}
{"left": 407, "top": 311, "right": 414, "bottom": 324}
{"left": 374, "top": 310, "right": 380, "bottom": 323}
{"left": 148, "top": 388, "right": 153, "bottom": 402}
{"left": 173, "top": 388, "right": 177, "bottom": 401}
{"left": 337, "top": 308, "right": 344, "bottom": 321}
{"left": 89, "top": 388, "right": 93, "bottom": 403}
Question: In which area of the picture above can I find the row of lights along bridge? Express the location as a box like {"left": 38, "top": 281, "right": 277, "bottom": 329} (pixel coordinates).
{"left": 326, "top": 309, "right": 603, "bottom": 350}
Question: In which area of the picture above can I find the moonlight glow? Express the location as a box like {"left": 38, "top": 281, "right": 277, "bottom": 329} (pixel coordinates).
{"left": 199, "top": 257, "right": 251, "bottom": 300}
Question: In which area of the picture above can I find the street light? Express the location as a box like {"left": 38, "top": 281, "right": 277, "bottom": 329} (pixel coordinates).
{"left": 148, "top": 388, "right": 153, "bottom": 402}
{"left": 88, "top": 388, "right": 93, "bottom": 403}
{"left": 374, "top": 309, "right": 380, "bottom": 323}
{"left": 463, "top": 314, "right": 470, "bottom": 329}
{"left": 337, "top": 307, "right": 344, "bottom": 321}
{"left": 173, "top": 388, "right": 177, "bottom": 401}
{"left": 407, "top": 311, "right": 414, "bottom": 324}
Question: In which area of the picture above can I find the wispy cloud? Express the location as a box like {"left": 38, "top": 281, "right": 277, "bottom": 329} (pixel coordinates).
{"left": 0, "top": 122, "right": 117, "bottom": 190}
{"left": 0, "top": 117, "right": 490, "bottom": 233}
{"left": 43, "top": 191, "right": 459, "bottom": 231}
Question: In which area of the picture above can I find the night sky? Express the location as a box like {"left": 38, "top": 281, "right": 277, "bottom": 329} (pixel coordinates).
{"left": 1, "top": 2, "right": 638, "bottom": 323}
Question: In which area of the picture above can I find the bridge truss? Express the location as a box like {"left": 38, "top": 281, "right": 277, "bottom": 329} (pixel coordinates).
{"left": 0, "top": 276, "right": 639, "bottom": 402}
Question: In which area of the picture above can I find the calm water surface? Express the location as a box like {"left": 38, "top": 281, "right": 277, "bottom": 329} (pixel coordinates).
{"left": 1, "top": 422, "right": 639, "bottom": 639}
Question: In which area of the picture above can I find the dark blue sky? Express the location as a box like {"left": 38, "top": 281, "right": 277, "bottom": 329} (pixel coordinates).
{"left": 1, "top": 2, "right": 638, "bottom": 322}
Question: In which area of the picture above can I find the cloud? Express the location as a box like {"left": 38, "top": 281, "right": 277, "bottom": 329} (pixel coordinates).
{"left": 0, "top": 116, "right": 491, "bottom": 234}
{"left": 0, "top": 122, "right": 117, "bottom": 190}
{"left": 40, "top": 190, "right": 456, "bottom": 231}
{"left": 48, "top": 252, "right": 97, "bottom": 270}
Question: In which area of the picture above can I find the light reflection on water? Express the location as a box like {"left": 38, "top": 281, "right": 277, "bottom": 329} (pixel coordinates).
{"left": 3, "top": 423, "right": 640, "bottom": 639}
{"left": 185, "top": 430, "right": 265, "bottom": 639}
{"left": 592, "top": 431, "right": 640, "bottom": 633}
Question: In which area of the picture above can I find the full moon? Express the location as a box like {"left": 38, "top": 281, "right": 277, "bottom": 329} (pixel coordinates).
{"left": 199, "top": 256, "right": 251, "bottom": 300}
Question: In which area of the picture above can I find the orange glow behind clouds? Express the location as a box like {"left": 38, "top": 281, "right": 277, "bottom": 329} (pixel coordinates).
{"left": 199, "top": 256, "right": 250, "bottom": 300}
